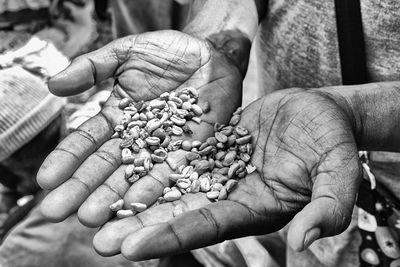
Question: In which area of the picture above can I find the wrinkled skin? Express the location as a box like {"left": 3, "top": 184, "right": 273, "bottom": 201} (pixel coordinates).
{"left": 37, "top": 30, "right": 243, "bottom": 227}
{"left": 37, "top": 30, "right": 363, "bottom": 261}
{"left": 92, "top": 89, "right": 362, "bottom": 260}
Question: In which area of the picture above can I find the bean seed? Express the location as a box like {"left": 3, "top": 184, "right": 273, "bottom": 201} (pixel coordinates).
{"left": 199, "top": 145, "right": 213, "bottom": 156}
{"left": 151, "top": 154, "right": 166, "bottom": 163}
{"left": 187, "top": 87, "right": 199, "bottom": 98}
{"left": 125, "top": 164, "right": 135, "bottom": 178}
{"left": 139, "top": 113, "right": 148, "bottom": 121}
{"left": 192, "top": 117, "right": 202, "bottom": 124}
{"left": 149, "top": 99, "right": 166, "bottom": 109}
{"left": 238, "top": 170, "right": 247, "bottom": 178}
{"left": 114, "top": 124, "right": 124, "bottom": 132}
{"left": 163, "top": 187, "right": 172, "bottom": 195}
{"left": 246, "top": 164, "right": 256, "bottom": 174}
{"left": 223, "top": 151, "right": 237, "bottom": 166}
{"left": 130, "top": 202, "right": 147, "bottom": 212}
{"left": 227, "top": 135, "right": 236, "bottom": 147}
{"left": 189, "top": 172, "right": 199, "bottom": 181}
{"left": 220, "top": 126, "right": 233, "bottom": 136}
{"left": 160, "top": 136, "right": 171, "bottom": 148}
{"left": 215, "top": 160, "right": 224, "bottom": 168}
{"left": 182, "top": 102, "right": 192, "bottom": 110}
{"left": 146, "top": 119, "right": 161, "bottom": 133}
{"left": 170, "top": 96, "right": 183, "bottom": 106}
{"left": 122, "top": 148, "right": 134, "bottom": 164}
{"left": 229, "top": 115, "right": 240, "bottom": 126}
{"left": 119, "top": 98, "right": 132, "bottom": 109}
{"left": 143, "top": 157, "right": 151, "bottom": 171}
{"left": 215, "top": 132, "right": 228, "bottom": 143}
{"left": 176, "top": 179, "right": 191, "bottom": 189}
{"left": 145, "top": 136, "right": 160, "bottom": 146}
{"left": 228, "top": 162, "right": 240, "bottom": 178}
{"left": 218, "top": 167, "right": 229, "bottom": 175}
{"left": 212, "top": 182, "right": 223, "bottom": 191}
{"left": 116, "top": 209, "right": 135, "bottom": 218}
{"left": 226, "top": 179, "right": 238, "bottom": 192}
{"left": 170, "top": 115, "right": 186, "bottom": 126}
{"left": 110, "top": 199, "right": 124, "bottom": 211}
{"left": 218, "top": 187, "right": 228, "bottom": 200}
{"left": 236, "top": 135, "right": 252, "bottom": 145}
{"left": 192, "top": 140, "right": 202, "bottom": 148}
{"left": 200, "top": 177, "right": 211, "bottom": 192}
{"left": 194, "top": 160, "right": 210, "bottom": 174}
{"left": 120, "top": 137, "right": 134, "bottom": 149}
{"left": 206, "top": 137, "right": 218, "bottom": 146}
{"left": 128, "top": 174, "right": 140, "bottom": 183}
{"left": 160, "top": 92, "right": 170, "bottom": 100}
{"left": 191, "top": 104, "right": 203, "bottom": 116}
{"left": 186, "top": 151, "right": 201, "bottom": 161}
{"left": 191, "top": 179, "right": 200, "bottom": 192}
{"left": 182, "top": 166, "right": 194, "bottom": 177}
{"left": 172, "top": 125, "right": 183, "bottom": 136}
{"left": 206, "top": 191, "right": 219, "bottom": 199}
{"left": 164, "top": 190, "right": 182, "bottom": 201}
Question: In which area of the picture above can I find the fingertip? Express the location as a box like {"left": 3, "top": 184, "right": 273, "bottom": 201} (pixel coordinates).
{"left": 77, "top": 206, "right": 109, "bottom": 228}
{"left": 48, "top": 58, "right": 95, "bottom": 96}
{"left": 40, "top": 194, "right": 70, "bottom": 222}
{"left": 121, "top": 225, "right": 165, "bottom": 261}
{"left": 93, "top": 218, "right": 136, "bottom": 256}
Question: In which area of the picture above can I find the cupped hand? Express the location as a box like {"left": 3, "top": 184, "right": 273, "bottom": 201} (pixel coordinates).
{"left": 37, "top": 30, "right": 243, "bottom": 226}
{"left": 93, "top": 89, "right": 362, "bottom": 260}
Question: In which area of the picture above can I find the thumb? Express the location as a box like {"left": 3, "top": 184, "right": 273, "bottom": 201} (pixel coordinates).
{"left": 48, "top": 36, "right": 135, "bottom": 96}
{"left": 288, "top": 156, "right": 362, "bottom": 251}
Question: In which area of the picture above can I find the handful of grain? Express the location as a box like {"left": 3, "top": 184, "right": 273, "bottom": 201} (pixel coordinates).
{"left": 109, "top": 87, "right": 255, "bottom": 218}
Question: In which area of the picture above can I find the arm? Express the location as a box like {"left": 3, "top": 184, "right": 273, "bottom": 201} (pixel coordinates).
{"left": 184, "top": 0, "right": 266, "bottom": 74}
{"left": 317, "top": 81, "right": 400, "bottom": 152}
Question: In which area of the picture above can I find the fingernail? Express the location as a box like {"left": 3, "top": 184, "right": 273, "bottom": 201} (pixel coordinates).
{"left": 303, "top": 228, "right": 321, "bottom": 250}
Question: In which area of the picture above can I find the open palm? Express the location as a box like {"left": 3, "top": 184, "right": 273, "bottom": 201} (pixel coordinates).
{"left": 37, "top": 30, "right": 243, "bottom": 227}
{"left": 92, "top": 89, "right": 363, "bottom": 260}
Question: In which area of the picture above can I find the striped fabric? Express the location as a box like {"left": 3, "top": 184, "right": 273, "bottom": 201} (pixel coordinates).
{"left": 0, "top": 66, "right": 64, "bottom": 161}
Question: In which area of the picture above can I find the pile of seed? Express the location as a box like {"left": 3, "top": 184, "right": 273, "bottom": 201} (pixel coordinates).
{"left": 159, "top": 107, "right": 255, "bottom": 204}
{"left": 109, "top": 87, "right": 255, "bottom": 219}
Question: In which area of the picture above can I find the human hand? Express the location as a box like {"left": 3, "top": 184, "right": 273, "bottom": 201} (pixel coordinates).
{"left": 92, "top": 89, "right": 362, "bottom": 260}
{"left": 37, "top": 30, "right": 243, "bottom": 226}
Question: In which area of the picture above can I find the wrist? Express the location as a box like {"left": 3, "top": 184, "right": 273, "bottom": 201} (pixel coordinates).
{"left": 182, "top": 0, "right": 260, "bottom": 75}
{"left": 314, "top": 82, "right": 400, "bottom": 151}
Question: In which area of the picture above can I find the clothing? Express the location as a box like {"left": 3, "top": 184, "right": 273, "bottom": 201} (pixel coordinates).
{"left": 254, "top": 0, "right": 400, "bottom": 266}
{"left": 0, "top": 197, "right": 148, "bottom": 267}
{"left": 0, "top": 66, "right": 65, "bottom": 161}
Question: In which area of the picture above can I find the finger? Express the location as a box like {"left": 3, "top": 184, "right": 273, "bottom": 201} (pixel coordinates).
{"left": 37, "top": 95, "right": 122, "bottom": 190}
{"left": 48, "top": 36, "right": 134, "bottom": 96}
{"left": 93, "top": 193, "right": 211, "bottom": 256}
{"left": 120, "top": 200, "right": 265, "bottom": 261}
{"left": 77, "top": 165, "right": 129, "bottom": 227}
{"left": 77, "top": 149, "right": 153, "bottom": 227}
{"left": 287, "top": 148, "right": 361, "bottom": 251}
{"left": 40, "top": 138, "right": 122, "bottom": 222}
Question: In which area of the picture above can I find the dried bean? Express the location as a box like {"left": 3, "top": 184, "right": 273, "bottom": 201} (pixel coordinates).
{"left": 117, "top": 209, "right": 135, "bottom": 218}
{"left": 130, "top": 202, "right": 147, "bottom": 212}
{"left": 110, "top": 199, "right": 124, "bottom": 211}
